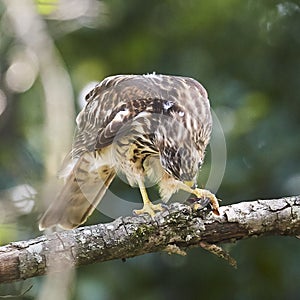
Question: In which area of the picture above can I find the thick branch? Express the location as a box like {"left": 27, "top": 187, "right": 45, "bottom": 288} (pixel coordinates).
{"left": 1, "top": 196, "right": 300, "bottom": 283}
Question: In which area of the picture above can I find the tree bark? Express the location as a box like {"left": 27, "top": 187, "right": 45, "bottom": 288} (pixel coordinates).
{"left": 1, "top": 196, "right": 300, "bottom": 284}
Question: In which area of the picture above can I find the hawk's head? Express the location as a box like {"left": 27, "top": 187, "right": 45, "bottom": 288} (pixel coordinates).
{"left": 159, "top": 143, "right": 203, "bottom": 184}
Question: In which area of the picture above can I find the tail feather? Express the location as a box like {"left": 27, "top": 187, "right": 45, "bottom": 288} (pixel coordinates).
{"left": 39, "top": 155, "right": 115, "bottom": 230}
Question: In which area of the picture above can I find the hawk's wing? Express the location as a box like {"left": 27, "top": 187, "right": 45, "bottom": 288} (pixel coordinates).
{"left": 73, "top": 74, "right": 210, "bottom": 156}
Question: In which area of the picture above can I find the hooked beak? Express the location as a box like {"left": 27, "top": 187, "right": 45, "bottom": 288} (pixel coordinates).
{"left": 184, "top": 181, "right": 197, "bottom": 189}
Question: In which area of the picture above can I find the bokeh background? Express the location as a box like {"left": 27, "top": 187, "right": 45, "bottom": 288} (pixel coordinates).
{"left": 1, "top": 0, "right": 300, "bottom": 299}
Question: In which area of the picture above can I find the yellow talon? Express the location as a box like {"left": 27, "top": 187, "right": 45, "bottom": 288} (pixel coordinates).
{"left": 183, "top": 181, "right": 195, "bottom": 188}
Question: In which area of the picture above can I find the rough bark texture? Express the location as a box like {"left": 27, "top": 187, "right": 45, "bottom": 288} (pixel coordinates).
{"left": 1, "top": 196, "right": 300, "bottom": 283}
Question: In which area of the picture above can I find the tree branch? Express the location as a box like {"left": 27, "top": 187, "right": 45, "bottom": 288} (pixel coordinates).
{"left": 1, "top": 196, "right": 300, "bottom": 284}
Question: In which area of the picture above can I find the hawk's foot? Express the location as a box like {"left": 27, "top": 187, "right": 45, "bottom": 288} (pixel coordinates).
{"left": 179, "top": 181, "right": 220, "bottom": 215}
{"left": 186, "top": 197, "right": 211, "bottom": 212}
{"left": 134, "top": 202, "right": 163, "bottom": 217}
{"left": 192, "top": 188, "right": 220, "bottom": 216}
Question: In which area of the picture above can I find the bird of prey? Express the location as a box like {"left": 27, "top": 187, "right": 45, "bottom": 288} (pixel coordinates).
{"left": 39, "top": 74, "right": 219, "bottom": 230}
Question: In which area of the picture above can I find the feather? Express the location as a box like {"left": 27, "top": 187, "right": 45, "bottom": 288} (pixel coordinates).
{"left": 39, "top": 152, "right": 115, "bottom": 230}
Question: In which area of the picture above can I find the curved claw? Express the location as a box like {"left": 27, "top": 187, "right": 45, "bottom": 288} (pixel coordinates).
{"left": 193, "top": 188, "right": 220, "bottom": 215}
{"left": 178, "top": 181, "right": 220, "bottom": 216}
{"left": 187, "top": 197, "right": 211, "bottom": 211}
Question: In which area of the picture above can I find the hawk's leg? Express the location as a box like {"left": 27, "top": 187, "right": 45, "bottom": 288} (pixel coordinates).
{"left": 134, "top": 179, "right": 163, "bottom": 216}
{"left": 179, "top": 183, "right": 220, "bottom": 215}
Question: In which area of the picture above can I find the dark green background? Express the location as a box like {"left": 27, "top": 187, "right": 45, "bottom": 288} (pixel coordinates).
{"left": 1, "top": 0, "right": 300, "bottom": 299}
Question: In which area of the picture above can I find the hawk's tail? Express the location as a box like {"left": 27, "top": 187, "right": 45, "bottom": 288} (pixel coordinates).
{"left": 39, "top": 156, "right": 115, "bottom": 230}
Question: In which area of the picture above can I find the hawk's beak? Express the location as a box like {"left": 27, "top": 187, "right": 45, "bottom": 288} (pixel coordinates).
{"left": 184, "top": 181, "right": 197, "bottom": 189}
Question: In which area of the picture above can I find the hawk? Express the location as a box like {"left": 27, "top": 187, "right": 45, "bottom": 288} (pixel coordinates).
{"left": 39, "top": 74, "right": 219, "bottom": 230}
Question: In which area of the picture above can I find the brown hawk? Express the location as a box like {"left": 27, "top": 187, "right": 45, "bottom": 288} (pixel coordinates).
{"left": 39, "top": 74, "right": 219, "bottom": 230}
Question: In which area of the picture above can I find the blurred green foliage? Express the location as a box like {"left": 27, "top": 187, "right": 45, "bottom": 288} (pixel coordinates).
{"left": 1, "top": 0, "right": 300, "bottom": 299}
